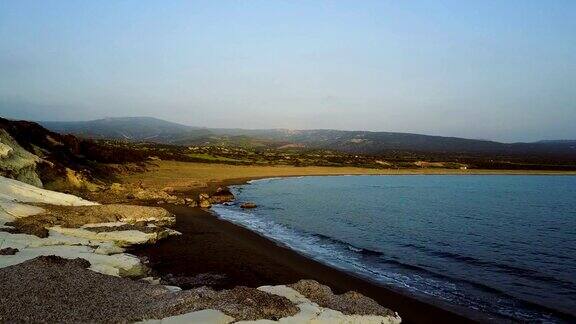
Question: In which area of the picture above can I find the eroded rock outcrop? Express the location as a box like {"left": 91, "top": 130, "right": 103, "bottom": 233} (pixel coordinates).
{"left": 0, "top": 117, "right": 157, "bottom": 194}
{"left": 0, "top": 176, "right": 177, "bottom": 277}
{"left": 289, "top": 279, "right": 398, "bottom": 317}
{"left": 6, "top": 203, "right": 175, "bottom": 238}
{"left": 257, "top": 283, "right": 402, "bottom": 324}
{"left": 0, "top": 129, "right": 42, "bottom": 187}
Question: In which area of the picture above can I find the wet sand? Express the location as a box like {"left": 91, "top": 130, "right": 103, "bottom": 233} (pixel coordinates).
{"left": 133, "top": 205, "right": 478, "bottom": 324}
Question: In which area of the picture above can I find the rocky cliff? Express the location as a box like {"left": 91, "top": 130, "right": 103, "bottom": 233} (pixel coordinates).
{"left": 0, "top": 117, "right": 150, "bottom": 191}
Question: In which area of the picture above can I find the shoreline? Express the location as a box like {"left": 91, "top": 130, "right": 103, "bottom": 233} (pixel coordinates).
{"left": 132, "top": 204, "right": 480, "bottom": 324}
{"left": 121, "top": 161, "right": 576, "bottom": 202}
{"left": 0, "top": 174, "right": 404, "bottom": 323}
{"left": 124, "top": 167, "right": 576, "bottom": 323}
{"left": 158, "top": 170, "right": 576, "bottom": 210}
{"left": 208, "top": 174, "right": 576, "bottom": 320}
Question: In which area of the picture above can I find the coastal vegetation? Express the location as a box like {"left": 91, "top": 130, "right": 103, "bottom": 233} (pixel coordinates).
{"left": 42, "top": 117, "right": 576, "bottom": 171}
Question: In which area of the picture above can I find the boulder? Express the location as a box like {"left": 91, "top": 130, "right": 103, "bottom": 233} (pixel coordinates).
{"left": 0, "top": 247, "right": 18, "bottom": 255}
{"left": 198, "top": 193, "right": 211, "bottom": 208}
{"left": 172, "top": 197, "right": 186, "bottom": 205}
{"left": 184, "top": 198, "right": 198, "bottom": 207}
{"left": 209, "top": 187, "right": 235, "bottom": 204}
{"left": 240, "top": 202, "right": 257, "bottom": 209}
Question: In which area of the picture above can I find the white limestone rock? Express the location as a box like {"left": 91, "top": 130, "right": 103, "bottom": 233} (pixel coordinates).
{"left": 49, "top": 226, "right": 158, "bottom": 246}
{"left": 136, "top": 309, "right": 234, "bottom": 324}
{"left": 163, "top": 285, "right": 183, "bottom": 292}
{"left": 0, "top": 130, "right": 42, "bottom": 187}
{"left": 0, "top": 175, "right": 97, "bottom": 206}
{"left": 241, "top": 285, "right": 403, "bottom": 324}
{"left": 0, "top": 201, "right": 45, "bottom": 226}
{"left": 94, "top": 242, "right": 125, "bottom": 255}
{"left": 0, "top": 176, "right": 149, "bottom": 278}
{"left": 0, "top": 240, "right": 145, "bottom": 277}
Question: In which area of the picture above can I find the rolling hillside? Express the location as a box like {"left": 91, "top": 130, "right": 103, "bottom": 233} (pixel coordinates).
{"left": 39, "top": 117, "right": 576, "bottom": 162}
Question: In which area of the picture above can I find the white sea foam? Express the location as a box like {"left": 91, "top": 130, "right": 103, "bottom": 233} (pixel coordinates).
{"left": 211, "top": 205, "right": 449, "bottom": 299}
{"left": 247, "top": 176, "right": 305, "bottom": 185}
{"left": 210, "top": 201, "right": 565, "bottom": 323}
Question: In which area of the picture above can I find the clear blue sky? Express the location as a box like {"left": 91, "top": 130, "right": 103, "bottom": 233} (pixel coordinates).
{"left": 1, "top": 0, "right": 575, "bottom": 142}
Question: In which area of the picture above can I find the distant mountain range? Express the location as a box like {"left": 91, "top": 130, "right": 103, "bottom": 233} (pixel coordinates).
{"left": 40, "top": 117, "right": 576, "bottom": 161}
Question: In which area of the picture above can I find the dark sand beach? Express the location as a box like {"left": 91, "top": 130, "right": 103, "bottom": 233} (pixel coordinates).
{"left": 133, "top": 205, "right": 478, "bottom": 324}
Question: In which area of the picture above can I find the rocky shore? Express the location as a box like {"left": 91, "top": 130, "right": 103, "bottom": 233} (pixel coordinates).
{"left": 0, "top": 175, "right": 402, "bottom": 323}
{"left": 0, "top": 255, "right": 400, "bottom": 323}
{"left": 0, "top": 175, "right": 179, "bottom": 277}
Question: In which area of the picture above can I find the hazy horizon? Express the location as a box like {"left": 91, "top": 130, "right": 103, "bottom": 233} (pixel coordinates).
{"left": 1, "top": 1, "right": 575, "bottom": 142}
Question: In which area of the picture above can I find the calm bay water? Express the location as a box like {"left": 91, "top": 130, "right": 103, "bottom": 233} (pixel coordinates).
{"left": 212, "top": 175, "right": 576, "bottom": 322}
